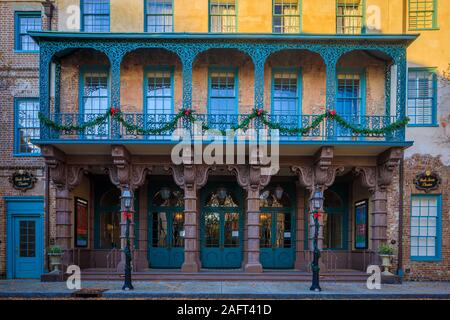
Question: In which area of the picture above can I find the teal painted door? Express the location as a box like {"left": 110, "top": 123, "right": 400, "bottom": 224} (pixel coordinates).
{"left": 149, "top": 211, "right": 185, "bottom": 268}
{"left": 13, "top": 217, "right": 43, "bottom": 278}
{"left": 201, "top": 185, "right": 243, "bottom": 269}
{"left": 260, "top": 211, "right": 295, "bottom": 269}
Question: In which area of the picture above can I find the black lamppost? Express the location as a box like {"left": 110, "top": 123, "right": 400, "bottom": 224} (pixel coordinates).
{"left": 310, "top": 188, "right": 324, "bottom": 292}
{"left": 121, "top": 187, "right": 134, "bottom": 291}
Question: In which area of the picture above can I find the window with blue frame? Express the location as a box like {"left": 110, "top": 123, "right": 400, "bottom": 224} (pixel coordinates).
{"left": 209, "top": 0, "right": 237, "bottom": 33}
{"left": 208, "top": 69, "right": 237, "bottom": 115}
{"left": 273, "top": 0, "right": 301, "bottom": 33}
{"left": 410, "top": 195, "right": 441, "bottom": 261}
{"left": 81, "top": 0, "right": 110, "bottom": 32}
{"left": 272, "top": 69, "right": 301, "bottom": 116}
{"left": 408, "top": 0, "right": 437, "bottom": 30}
{"left": 336, "top": 72, "right": 363, "bottom": 117}
{"left": 81, "top": 68, "right": 109, "bottom": 137}
{"left": 145, "top": 0, "right": 173, "bottom": 32}
{"left": 145, "top": 68, "right": 173, "bottom": 114}
{"left": 407, "top": 68, "right": 437, "bottom": 126}
{"left": 336, "top": 0, "right": 365, "bottom": 34}
{"left": 15, "top": 12, "right": 41, "bottom": 52}
{"left": 15, "top": 98, "right": 40, "bottom": 155}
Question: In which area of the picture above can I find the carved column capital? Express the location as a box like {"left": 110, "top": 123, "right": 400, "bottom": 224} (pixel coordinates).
{"left": 291, "top": 147, "right": 343, "bottom": 192}
{"left": 228, "top": 165, "right": 271, "bottom": 192}
{"left": 165, "top": 164, "right": 215, "bottom": 190}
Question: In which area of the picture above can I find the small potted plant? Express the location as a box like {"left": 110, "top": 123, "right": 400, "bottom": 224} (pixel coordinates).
{"left": 378, "top": 243, "right": 394, "bottom": 275}
{"left": 48, "top": 245, "right": 63, "bottom": 273}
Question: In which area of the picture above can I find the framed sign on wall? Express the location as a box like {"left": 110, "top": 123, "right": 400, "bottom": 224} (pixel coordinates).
{"left": 354, "top": 200, "right": 368, "bottom": 250}
{"left": 75, "top": 197, "right": 88, "bottom": 248}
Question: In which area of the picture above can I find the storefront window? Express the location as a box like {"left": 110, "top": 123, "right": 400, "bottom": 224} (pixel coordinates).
{"left": 323, "top": 190, "right": 345, "bottom": 250}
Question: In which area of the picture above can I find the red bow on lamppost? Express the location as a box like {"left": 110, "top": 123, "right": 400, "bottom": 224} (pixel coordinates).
{"left": 123, "top": 212, "right": 132, "bottom": 220}
{"left": 313, "top": 211, "right": 321, "bottom": 220}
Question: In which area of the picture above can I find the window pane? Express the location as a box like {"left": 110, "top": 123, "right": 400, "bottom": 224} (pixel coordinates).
{"left": 99, "top": 211, "right": 120, "bottom": 249}
{"left": 260, "top": 213, "right": 272, "bottom": 248}
{"left": 83, "top": 0, "right": 110, "bottom": 32}
{"left": 204, "top": 212, "right": 220, "bottom": 247}
{"left": 172, "top": 212, "right": 184, "bottom": 247}
{"left": 336, "top": 0, "right": 363, "bottom": 34}
{"left": 146, "top": 70, "right": 173, "bottom": 114}
{"left": 410, "top": 195, "right": 440, "bottom": 259}
{"left": 273, "top": 0, "right": 300, "bottom": 33}
{"left": 224, "top": 212, "right": 239, "bottom": 247}
{"left": 146, "top": 0, "right": 173, "bottom": 32}
{"left": 407, "top": 69, "right": 436, "bottom": 125}
{"left": 210, "top": 0, "right": 237, "bottom": 32}
{"left": 16, "top": 99, "right": 40, "bottom": 154}
{"left": 19, "top": 221, "right": 36, "bottom": 257}
{"left": 152, "top": 212, "right": 168, "bottom": 247}
{"left": 17, "top": 14, "right": 41, "bottom": 51}
{"left": 409, "top": 0, "right": 436, "bottom": 30}
{"left": 209, "top": 70, "right": 236, "bottom": 114}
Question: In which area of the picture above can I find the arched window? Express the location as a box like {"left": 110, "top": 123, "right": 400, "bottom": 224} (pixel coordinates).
{"left": 204, "top": 187, "right": 239, "bottom": 208}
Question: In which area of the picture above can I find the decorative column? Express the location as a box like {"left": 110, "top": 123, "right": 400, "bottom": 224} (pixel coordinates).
{"left": 54, "top": 58, "right": 61, "bottom": 114}
{"left": 229, "top": 164, "right": 271, "bottom": 273}
{"left": 108, "top": 145, "right": 152, "bottom": 272}
{"left": 294, "top": 182, "right": 306, "bottom": 270}
{"left": 180, "top": 49, "right": 200, "bottom": 109}
{"left": 292, "top": 147, "right": 344, "bottom": 252}
{"left": 355, "top": 147, "right": 402, "bottom": 259}
{"left": 166, "top": 164, "right": 214, "bottom": 272}
{"left": 394, "top": 48, "right": 407, "bottom": 140}
{"left": 39, "top": 45, "right": 53, "bottom": 140}
{"left": 41, "top": 146, "right": 85, "bottom": 250}
{"left": 320, "top": 48, "right": 341, "bottom": 111}
{"left": 248, "top": 48, "right": 270, "bottom": 109}
{"left": 107, "top": 48, "right": 124, "bottom": 139}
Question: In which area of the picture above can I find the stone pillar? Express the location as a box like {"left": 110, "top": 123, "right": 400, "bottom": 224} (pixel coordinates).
{"left": 294, "top": 183, "right": 306, "bottom": 270}
{"left": 42, "top": 146, "right": 85, "bottom": 252}
{"left": 167, "top": 164, "right": 214, "bottom": 272}
{"left": 371, "top": 188, "right": 388, "bottom": 252}
{"left": 55, "top": 188, "right": 71, "bottom": 250}
{"left": 229, "top": 165, "right": 271, "bottom": 273}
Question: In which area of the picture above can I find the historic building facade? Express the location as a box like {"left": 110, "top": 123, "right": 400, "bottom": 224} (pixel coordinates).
{"left": 0, "top": 0, "right": 448, "bottom": 281}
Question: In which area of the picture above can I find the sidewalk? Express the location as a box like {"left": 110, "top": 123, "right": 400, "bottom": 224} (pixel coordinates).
{"left": 1, "top": 280, "right": 450, "bottom": 299}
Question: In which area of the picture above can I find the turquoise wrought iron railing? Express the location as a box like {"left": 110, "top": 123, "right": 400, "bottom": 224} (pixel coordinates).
{"left": 39, "top": 112, "right": 404, "bottom": 142}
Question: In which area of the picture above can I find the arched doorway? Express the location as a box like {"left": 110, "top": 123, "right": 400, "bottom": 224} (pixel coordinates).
{"left": 200, "top": 183, "right": 243, "bottom": 269}
{"left": 259, "top": 185, "right": 295, "bottom": 269}
{"left": 148, "top": 185, "right": 185, "bottom": 268}
{"left": 323, "top": 186, "right": 348, "bottom": 250}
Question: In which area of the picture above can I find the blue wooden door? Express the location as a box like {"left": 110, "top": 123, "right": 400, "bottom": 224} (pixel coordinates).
{"left": 201, "top": 185, "right": 243, "bottom": 269}
{"left": 13, "top": 217, "right": 42, "bottom": 278}
{"left": 260, "top": 211, "right": 295, "bottom": 269}
{"left": 149, "top": 211, "right": 185, "bottom": 268}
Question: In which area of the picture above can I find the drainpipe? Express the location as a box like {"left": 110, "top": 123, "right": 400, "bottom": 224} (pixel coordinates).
{"left": 42, "top": 0, "right": 54, "bottom": 31}
{"left": 396, "top": 150, "right": 405, "bottom": 282}
{"left": 45, "top": 165, "right": 50, "bottom": 273}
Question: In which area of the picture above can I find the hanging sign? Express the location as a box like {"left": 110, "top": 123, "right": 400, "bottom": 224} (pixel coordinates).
{"left": 414, "top": 171, "right": 441, "bottom": 192}
{"left": 9, "top": 170, "right": 37, "bottom": 191}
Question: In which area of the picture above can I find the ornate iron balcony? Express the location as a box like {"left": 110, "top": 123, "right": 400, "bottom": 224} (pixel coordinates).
{"left": 37, "top": 111, "right": 406, "bottom": 144}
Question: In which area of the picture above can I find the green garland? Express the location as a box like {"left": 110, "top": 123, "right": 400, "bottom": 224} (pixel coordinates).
{"left": 38, "top": 107, "right": 409, "bottom": 136}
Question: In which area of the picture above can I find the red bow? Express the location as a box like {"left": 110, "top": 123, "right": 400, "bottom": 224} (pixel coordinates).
{"left": 110, "top": 107, "right": 119, "bottom": 115}
{"left": 123, "top": 212, "right": 132, "bottom": 220}
{"left": 313, "top": 212, "right": 321, "bottom": 219}
{"left": 256, "top": 109, "right": 264, "bottom": 116}
{"left": 328, "top": 109, "right": 337, "bottom": 116}
{"left": 184, "top": 109, "right": 192, "bottom": 116}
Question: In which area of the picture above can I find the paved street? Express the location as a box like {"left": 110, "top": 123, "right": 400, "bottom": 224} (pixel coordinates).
{"left": 0, "top": 280, "right": 449, "bottom": 299}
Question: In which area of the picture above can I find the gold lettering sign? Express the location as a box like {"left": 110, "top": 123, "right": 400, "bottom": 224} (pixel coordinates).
{"left": 414, "top": 171, "right": 441, "bottom": 193}
{"left": 9, "top": 170, "right": 37, "bottom": 191}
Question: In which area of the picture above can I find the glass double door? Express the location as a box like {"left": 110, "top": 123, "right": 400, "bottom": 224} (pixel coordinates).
{"left": 201, "top": 210, "right": 243, "bottom": 269}
{"left": 260, "top": 211, "right": 295, "bottom": 269}
{"left": 149, "top": 210, "right": 185, "bottom": 268}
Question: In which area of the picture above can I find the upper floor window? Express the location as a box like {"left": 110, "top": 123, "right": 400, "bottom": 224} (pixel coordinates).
{"left": 81, "top": 0, "right": 110, "bottom": 32}
{"left": 145, "top": 68, "right": 174, "bottom": 114}
{"left": 336, "top": 0, "right": 365, "bottom": 34}
{"left": 408, "top": 0, "right": 438, "bottom": 30}
{"left": 273, "top": 0, "right": 301, "bottom": 33}
{"left": 14, "top": 98, "right": 40, "bottom": 155}
{"left": 336, "top": 71, "right": 364, "bottom": 117}
{"left": 208, "top": 68, "right": 238, "bottom": 115}
{"left": 407, "top": 68, "right": 437, "bottom": 126}
{"left": 15, "top": 12, "right": 41, "bottom": 52}
{"left": 410, "top": 195, "right": 441, "bottom": 261}
{"left": 209, "top": 0, "right": 237, "bottom": 33}
{"left": 272, "top": 69, "right": 301, "bottom": 115}
{"left": 145, "top": 0, "right": 173, "bottom": 32}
